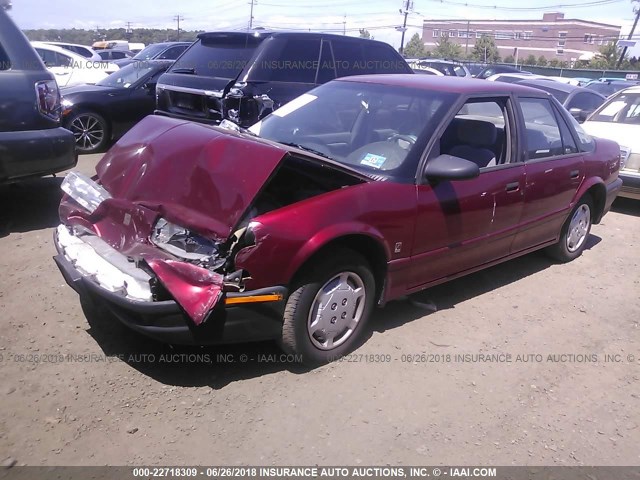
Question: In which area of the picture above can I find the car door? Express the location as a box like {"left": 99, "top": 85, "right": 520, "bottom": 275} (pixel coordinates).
{"left": 410, "top": 95, "right": 526, "bottom": 288}
{"left": 511, "top": 96, "right": 584, "bottom": 252}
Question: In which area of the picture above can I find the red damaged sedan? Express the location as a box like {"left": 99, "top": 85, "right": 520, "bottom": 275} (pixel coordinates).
{"left": 54, "top": 75, "right": 622, "bottom": 364}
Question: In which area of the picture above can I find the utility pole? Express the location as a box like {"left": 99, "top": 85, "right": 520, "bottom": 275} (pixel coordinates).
{"left": 343, "top": 15, "right": 346, "bottom": 35}
{"left": 465, "top": 20, "right": 470, "bottom": 54}
{"left": 618, "top": 2, "right": 640, "bottom": 68}
{"left": 398, "top": 0, "right": 413, "bottom": 55}
{"left": 173, "top": 15, "right": 184, "bottom": 41}
{"left": 249, "top": 0, "right": 256, "bottom": 29}
{"left": 125, "top": 21, "right": 133, "bottom": 41}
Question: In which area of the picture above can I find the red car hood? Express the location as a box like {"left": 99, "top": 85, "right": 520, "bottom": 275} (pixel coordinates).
{"left": 95, "top": 115, "right": 288, "bottom": 241}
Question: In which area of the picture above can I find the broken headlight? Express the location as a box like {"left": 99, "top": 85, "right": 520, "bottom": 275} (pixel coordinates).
{"left": 61, "top": 171, "right": 111, "bottom": 213}
{"left": 150, "top": 218, "right": 223, "bottom": 268}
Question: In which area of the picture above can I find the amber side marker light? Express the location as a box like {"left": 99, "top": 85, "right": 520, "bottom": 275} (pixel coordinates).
{"left": 225, "top": 293, "right": 283, "bottom": 305}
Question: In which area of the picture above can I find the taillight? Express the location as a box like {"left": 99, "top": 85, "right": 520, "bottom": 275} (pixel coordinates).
{"left": 35, "top": 80, "right": 61, "bottom": 122}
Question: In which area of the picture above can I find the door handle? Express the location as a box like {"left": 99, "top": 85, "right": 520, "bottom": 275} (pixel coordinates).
{"left": 570, "top": 169, "right": 580, "bottom": 179}
{"left": 505, "top": 182, "right": 520, "bottom": 192}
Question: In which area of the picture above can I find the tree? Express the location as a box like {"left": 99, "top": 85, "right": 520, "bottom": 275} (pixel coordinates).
{"left": 433, "top": 32, "right": 462, "bottom": 59}
{"left": 503, "top": 55, "right": 515, "bottom": 64}
{"left": 359, "top": 29, "right": 373, "bottom": 40}
{"left": 523, "top": 54, "right": 537, "bottom": 66}
{"left": 589, "top": 41, "right": 621, "bottom": 69}
{"left": 471, "top": 34, "right": 499, "bottom": 63}
{"left": 548, "top": 58, "right": 560, "bottom": 68}
{"left": 537, "top": 55, "right": 548, "bottom": 66}
{"left": 403, "top": 33, "right": 425, "bottom": 58}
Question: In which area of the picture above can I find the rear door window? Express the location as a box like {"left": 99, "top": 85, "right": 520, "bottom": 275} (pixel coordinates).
{"left": 0, "top": 43, "right": 9, "bottom": 70}
{"left": 171, "top": 35, "right": 264, "bottom": 79}
{"left": 520, "top": 97, "right": 564, "bottom": 159}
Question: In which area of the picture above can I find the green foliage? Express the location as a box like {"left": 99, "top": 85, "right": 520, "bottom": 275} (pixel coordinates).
{"left": 403, "top": 33, "right": 425, "bottom": 58}
{"left": 359, "top": 29, "right": 373, "bottom": 40}
{"left": 523, "top": 54, "right": 537, "bottom": 66}
{"left": 23, "top": 28, "right": 202, "bottom": 45}
{"left": 537, "top": 56, "right": 548, "bottom": 66}
{"left": 471, "top": 35, "right": 499, "bottom": 63}
{"left": 502, "top": 55, "right": 515, "bottom": 64}
{"left": 548, "top": 58, "right": 560, "bottom": 68}
{"left": 433, "top": 32, "right": 462, "bottom": 59}
{"left": 589, "top": 41, "right": 621, "bottom": 69}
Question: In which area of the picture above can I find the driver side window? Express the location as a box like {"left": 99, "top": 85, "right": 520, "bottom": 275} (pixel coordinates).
{"left": 439, "top": 98, "right": 511, "bottom": 169}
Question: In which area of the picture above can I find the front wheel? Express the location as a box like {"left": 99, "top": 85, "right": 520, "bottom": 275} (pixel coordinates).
{"left": 280, "top": 249, "right": 376, "bottom": 366}
{"left": 546, "top": 195, "right": 593, "bottom": 262}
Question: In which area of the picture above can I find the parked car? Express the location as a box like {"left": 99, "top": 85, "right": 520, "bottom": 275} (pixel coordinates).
{"left": 486, "top": 72, "right": 541, "bottom": 83}
{"left": 92, "top": 40, "right": 129, "bottom": 51}
{"left": 61, "top": 60, "right": 173, "bottom": 153}
{"left": 54, "top": 75, "right": 621, "bottom": 364}
{"left": 43, "top": 42, "right": 102, "bottom": 61}
{"left": 0, "top": 8, "right": 76, "bottom": 182}
{"left": 128, "top": 42, "right": 146, "bottom": 54}
{"left": 584, "top": 79, "right": 639, "bottom": 98}
{"left": 412, "top": 67, "right": 443, "bottom": 75}
{"left": 114, "top": 42, "right": 191, "bottom": 67}
{"left": 155, "top": 31, "right": 413, "bottom": 127}
{"left": 31, "top": 41, "right": 119, "bottom": 88}
{"left": 406, "top": 59, "right": 471, "bottom": 77}
{"left": 476, "top": 64, "right": 528, "bottom": 79}
{"left": 516, "top": 78, "right": 606, "bottom": 122}
{"left": 97, "top": 49, "right": 135, "bottom": 61}
{"left": 582, "top": 86, "right": 640, "bottom": 200}
{"left": 464, "top": 62, "right": 487, "bottom": 77}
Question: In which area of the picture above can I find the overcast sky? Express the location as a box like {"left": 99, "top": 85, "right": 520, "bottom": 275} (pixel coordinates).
{"left": 8, "top": 0, "right": 640, "bottom": 53}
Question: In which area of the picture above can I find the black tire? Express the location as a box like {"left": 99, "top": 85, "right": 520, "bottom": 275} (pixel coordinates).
{"left": 280, "top": 249, "right": 376, "bottom": 366}
{"left": 65, "top": 110, "right": 110, "bottom": 154}
{"left": 546, "top": 195, "right": 594, "bottom": 263}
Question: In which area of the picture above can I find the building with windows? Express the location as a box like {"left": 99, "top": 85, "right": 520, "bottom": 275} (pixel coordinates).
{"left": 422, "top": 12, "right": 621, "bottom": 62}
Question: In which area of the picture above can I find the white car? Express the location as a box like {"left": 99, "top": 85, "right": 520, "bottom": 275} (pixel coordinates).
{"left": 31, "top": 42, "right": 119, "bottom": 88}
{"left": 43, "top": 41, "right": 102, "bottom": 62}
{"left": 485, "top": 72, "right": 542, "bottom": 83}
{"left": 582, "top": 86, "right": 640, "bottom": 200}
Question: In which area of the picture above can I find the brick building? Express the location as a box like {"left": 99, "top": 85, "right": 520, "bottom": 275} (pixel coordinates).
{"left": 422, "top": 12, "right": 621, "bottom": 62}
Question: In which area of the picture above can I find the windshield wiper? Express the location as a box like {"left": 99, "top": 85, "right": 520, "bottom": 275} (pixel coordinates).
{"left": 279, "top": 142, "right": 334, "bottom": 160}
{"left": 172, "top": 67, "right": 196, "bottom": 75}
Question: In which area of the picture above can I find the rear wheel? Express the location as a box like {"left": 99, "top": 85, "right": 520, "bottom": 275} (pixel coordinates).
{"left": 546, "top": 195, "right": 593, "bottom": 262}
{"left": 280, "top": 249, "right": 375, "bottom": 366}
{"left": 66, "top": 111, "right": 109, "bottom": 154}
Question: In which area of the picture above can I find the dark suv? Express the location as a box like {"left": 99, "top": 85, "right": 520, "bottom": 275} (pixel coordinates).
{"left": 0, "top": 6, "right": 76, "bottom": 183}
{"left": 155, "top": 31, "right": 412, "bottom": 127}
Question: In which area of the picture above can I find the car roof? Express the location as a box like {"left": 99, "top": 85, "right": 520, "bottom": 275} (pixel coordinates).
{"left": 337, "top": 74, "right": 549, "bottom": 95}
{"left": 197, "top": 30, "right": 392, "bottom": 44}
{"left": 30, "top": 41, "right": 86, "bottom": 59}
{"left": 516, "top": 78, "right": 580, "bottom": 93}
{"left": 619, "top": 85, "right": 640, "bottom": 93}
{"left": 148, "top": 41, "right": 191, "bottom": 47}
{"left": 45, "top": 41, "right": 92, "bottom": 49}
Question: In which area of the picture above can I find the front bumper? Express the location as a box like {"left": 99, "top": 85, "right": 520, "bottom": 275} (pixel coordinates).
{"left": 619, "top": 170, "right": 640, "bottom": 200}
{"left": 53, "top": 230, "right": 286, "bottom": 346}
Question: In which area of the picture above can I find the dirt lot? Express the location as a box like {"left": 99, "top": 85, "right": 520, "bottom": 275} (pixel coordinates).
{"left": 0, "top": 154, "right": 639, "bottom": 467}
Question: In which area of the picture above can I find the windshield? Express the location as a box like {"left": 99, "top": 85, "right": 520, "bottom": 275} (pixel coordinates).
{"left": 97, "top": 63, "right": 155, "bottom": 88}
{"left": 170, "top": 34, "right": 264, "bottom": 78}
{"left": 590, "top": 92, "right": 640, "bottom": 123}
{"left": 585, "top": 82, "right": 629, "bottom": 97}
{"left": 133, "top": 44, "right": 167, "bottom": 60}
{"left": 250, "top": 81, "right": 456, "bottom": 179}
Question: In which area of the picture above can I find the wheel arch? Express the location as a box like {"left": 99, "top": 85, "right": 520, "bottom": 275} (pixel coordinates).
{"left": 574, "top": 178, "right": 606, "bottom": 224}
{"left": 289, "top": 232, "right": 389, "bottom": 306}
{"left": 63, "top": 104, "right": 112, "bottom": 139}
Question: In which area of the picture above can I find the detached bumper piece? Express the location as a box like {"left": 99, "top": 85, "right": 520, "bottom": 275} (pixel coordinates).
{"left": 54, "top": 225, "right": 286, "bottom": 345}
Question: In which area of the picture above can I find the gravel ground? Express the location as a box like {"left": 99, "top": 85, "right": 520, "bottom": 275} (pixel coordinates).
{"left": 0, "top": 154, "right": 639, "bottom": 466}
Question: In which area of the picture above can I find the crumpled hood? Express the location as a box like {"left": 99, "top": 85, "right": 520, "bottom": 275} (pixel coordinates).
{"left": 95, "top": 115, "right": 288, "bottom": 241}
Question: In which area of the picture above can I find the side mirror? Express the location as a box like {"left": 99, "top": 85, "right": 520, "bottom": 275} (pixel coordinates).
{"left": 569, "top": 107, "right": 586, "bottom": 122}
{"left": 143, "top": 82, "right": 156, "bottom": 94}
{"left": 424, "top": 154, "right": 480, "bottom": 182}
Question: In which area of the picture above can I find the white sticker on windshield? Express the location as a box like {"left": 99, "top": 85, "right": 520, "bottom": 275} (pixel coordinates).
{"left": 272, "top": 94, "right": 317, "bottom": 117}
{"left": 360, "top": 153, "right": 386, "bottom": 169}
{"left": 599, "top": 101, "right": 625, "bottom": 117}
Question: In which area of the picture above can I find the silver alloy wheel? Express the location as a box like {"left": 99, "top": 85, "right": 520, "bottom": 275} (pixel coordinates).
{"left": 566, "top": 204, "right": 591, "bottom": 253}
{"left": 307, "top": 271, "right": 366, "bottom": 350}
{"left": 69, "top": 113, "right": 104, "bottom": 151}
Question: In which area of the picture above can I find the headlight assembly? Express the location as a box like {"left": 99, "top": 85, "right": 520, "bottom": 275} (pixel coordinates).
{"left": 150, "top": 218, "right": 223, "bottom": 267}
